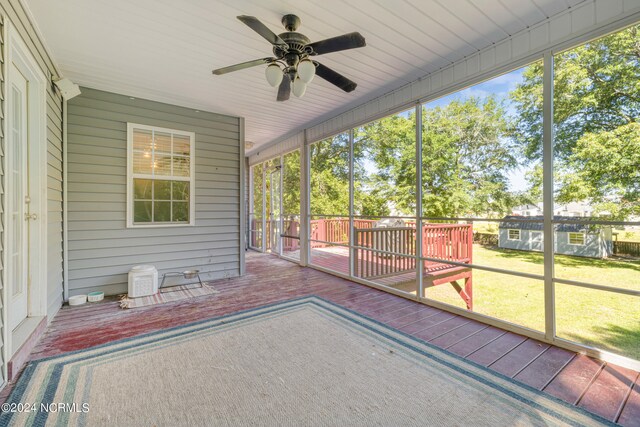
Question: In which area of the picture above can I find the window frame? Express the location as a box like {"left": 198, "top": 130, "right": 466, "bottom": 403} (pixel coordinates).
{"left": 508, "top": 229, "right": 521, "bottom": 241}
{"left": 126, "top": 122, "right": 196, "bottom": 228}
{"left": 568, "top": 232, "right": 586, "bottom": 246}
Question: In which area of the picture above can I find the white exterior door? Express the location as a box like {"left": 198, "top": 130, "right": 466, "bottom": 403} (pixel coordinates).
{"left": 531, "top": 231, "right": 543, "bottom": 252}
{"left": 7, "top": 63, "right": 30, "bottom": 331}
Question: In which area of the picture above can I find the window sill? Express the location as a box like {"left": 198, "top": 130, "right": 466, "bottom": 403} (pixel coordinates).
{"left": 126, "top": 222, "right": 195, "bottom": 229}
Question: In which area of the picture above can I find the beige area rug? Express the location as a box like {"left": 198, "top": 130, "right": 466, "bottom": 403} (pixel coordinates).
{"left": 2, "top": 297, "right": 612, "bottom": 426}
{"left": 119, "top": 283, "right": 219, "bottom": 308}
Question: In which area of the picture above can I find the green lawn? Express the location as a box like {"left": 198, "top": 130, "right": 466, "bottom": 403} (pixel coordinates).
{"left": 426, "top": 245, "right": 640, "bottom": 360}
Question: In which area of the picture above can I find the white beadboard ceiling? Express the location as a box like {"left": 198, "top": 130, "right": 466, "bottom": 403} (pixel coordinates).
{"left": 25, "top": 0, "right": 584, "bottom": 151}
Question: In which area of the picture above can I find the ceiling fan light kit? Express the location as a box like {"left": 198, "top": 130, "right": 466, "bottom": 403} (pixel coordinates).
{"left": 297, "top": 59, "right": 315, "bottom": 83}
{"left": 292, "top": 77, "right": 307, "bottom": 98}
{"left": 265, "top": 63, "right": 284, "bottom": 87}
{"left": 212, "top": 14, "right": 366, "bottom": 101}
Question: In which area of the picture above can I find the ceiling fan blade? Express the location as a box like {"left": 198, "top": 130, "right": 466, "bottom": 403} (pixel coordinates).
{"left": 314, "top": 62, "right": 357, "bottom": 93}
{"left": 277, "top": 76, "right": 291, "bottom": 101}
{"left": 212, "top": 58, "right": 276, "bottom": 75}
{"left": 237, "top": 16, "right": 288, "bottom": 48}
{"left": 307, "top": 32, "right": 366, "bottom": 56}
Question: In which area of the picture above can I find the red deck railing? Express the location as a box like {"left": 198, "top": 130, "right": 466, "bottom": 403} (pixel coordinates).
{"left": 422, "top": 223, "right": 473, "bottom": 270}
{"left": 353, "top": 223, "right": 473, "bottom": 309}
{"left": 354, "top": 227, "right": 417, "bottom": 278}
{"left": 254, "top": 218, "right": 473, "bottom": 270}
{"left": 254, "top": 218, "right": 473, "bottom": 309}
{"left": 250, "top": 217, "right": 376, "bottom": 251}
{"left": 310, "top": 218, "right": 375, "bottom": 248}
{"left": 282, "top": 219, "right": 300, "bottom": 251}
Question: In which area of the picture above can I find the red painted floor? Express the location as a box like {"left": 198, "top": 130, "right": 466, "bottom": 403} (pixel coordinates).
{"left": 3, "top": 251, "right": 639, "bottom": 425}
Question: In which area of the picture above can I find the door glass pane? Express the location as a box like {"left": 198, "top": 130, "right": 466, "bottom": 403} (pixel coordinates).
{"left": 10, "top": 85, "right": 24, "bottom": 297}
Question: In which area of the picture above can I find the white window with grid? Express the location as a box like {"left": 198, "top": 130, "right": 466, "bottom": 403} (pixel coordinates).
{"left": 127, "top": 123, "right": 195, "bottom": 227}
{"left": 508, "top": 229, "right": 521, "bottom": 240}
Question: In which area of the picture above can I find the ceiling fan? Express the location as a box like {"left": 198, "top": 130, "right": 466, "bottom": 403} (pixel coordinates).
{"left": 212, "top": 14, "right": 366, "bottom": 101}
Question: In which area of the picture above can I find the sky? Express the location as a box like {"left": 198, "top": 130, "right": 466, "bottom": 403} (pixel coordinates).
{"left": 424, "top": 67, "right": 525, "bottom": 110}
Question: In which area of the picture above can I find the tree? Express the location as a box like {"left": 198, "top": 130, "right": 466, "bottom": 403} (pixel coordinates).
{"left": 421, "top": 97, "right": 520, "bottom": 217}
{"left": 511, "top": 25, "right": 640, "bottom": 218}
{"left": 557, "top": 123, "right": 640, "bottom": 217}
{"left": 282, "top": 150, "right": 300, "bottom": 215}
{"left": 354, "top": 112, "right": 415, "bottom": 216}
{"left": 309, "top": 133, "right": 351, "bottom": 215}
{"left": 251, "top": 163, "right": 264, "bottom": 218}
{"left": 355, "top": 98, "right": 525, "bottom": 218}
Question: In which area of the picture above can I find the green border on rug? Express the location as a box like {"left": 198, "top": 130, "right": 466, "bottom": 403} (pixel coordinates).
{"left": 0, "top": 296, "right": 617, "bottom": 427}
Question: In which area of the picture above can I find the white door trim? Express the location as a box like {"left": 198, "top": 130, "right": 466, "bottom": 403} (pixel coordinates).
{"left": 2, "top": 20, "right": 48, "bottom": 369}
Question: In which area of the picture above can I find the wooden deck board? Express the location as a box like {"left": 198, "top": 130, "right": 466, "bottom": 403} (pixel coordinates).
{"left": 578, "top": 365, "right": 639, "bottom": 422}
{"left": 398, "top": 311, "right": 458, "bottom": 335}
{"left": 466, "top": 332, "right": 528, "bottom": 367}
{"left": 3, "top": 252, "right": 637, "bottom": 426}
{"left": 414, "top": 316, "right": 471, "bottom": 342}
{"left": 618, "top": 375, "right": 640, "bottom": 426}
{"left": 376, "top": 304, "right": 432, "bottom": 324}
{"left": 489, "top": 339, "right": 550, "bottom": 378}
{"left": 543, "top": 355, "right": 606, "bottom": 405}
{"left": 386, "top": 305, "right": 443, "bottom": 328}
{"left": 429, "top": 320, "right": 489, "bottom": 349}
{"left": 514, "top": 346, "right": 576, "bottom": 390}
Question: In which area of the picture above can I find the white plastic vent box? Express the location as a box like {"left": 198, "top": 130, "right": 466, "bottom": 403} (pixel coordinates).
{"left": 128, "top": 265, "right": 158, "bottom": 297}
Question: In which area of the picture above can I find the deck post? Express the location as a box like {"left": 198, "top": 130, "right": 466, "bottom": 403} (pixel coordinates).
{"left": 300, "top": 130, "right": 310, "bottom": 266}
{"left": 543, "top": 52, "right": 556, "bottom": 341}
{"left": 415, "top": 103, "right": 424, "bottom": 298}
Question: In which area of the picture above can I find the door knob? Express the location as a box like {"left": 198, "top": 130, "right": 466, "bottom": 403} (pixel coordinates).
{"left": 24, "top": 213, "right": 37, "bottom": 221}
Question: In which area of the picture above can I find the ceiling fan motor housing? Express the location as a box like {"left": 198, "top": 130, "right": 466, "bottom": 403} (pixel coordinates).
{"left": 274, "top": 32, "right": 311, "bottom": 57}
